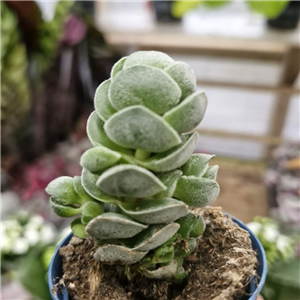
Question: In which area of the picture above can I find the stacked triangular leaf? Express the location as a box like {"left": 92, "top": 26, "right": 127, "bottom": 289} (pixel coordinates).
{"left": 46, "top": 51, "right": 220, "bottom": 280}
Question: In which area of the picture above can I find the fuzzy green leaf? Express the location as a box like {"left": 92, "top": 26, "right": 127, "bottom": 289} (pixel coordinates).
{"left": 123, "top": 51, "right": 174, "bottom": 70}
{"left": 132, "top": 223, "right": 180, "bottom": 251}
{"left": 50, "top": 197, "right": 82, "bottom": 217}
{"left": 94, "top": 79, "right": 117, "bottom": 121}
{"left": 80, "top": 147, "right": 121, "bottom": 173}
{"left": 174, "top": 176, "right": 220, "bottom": 207}
{"left": 87, "top": 111, "right": 133, "bottom": 155}
{"left": 163, "top": 91, "right": 208, "bottom": 133}
{"left": 119, "top": 198, "right": 189, "bottom": 224}
{"left": 81, "top": 168, "right": 119, "bottom": 204}
{"left": 109, "top": 65, "right": 181, "bottom": 115}
{"left": 165, "top": 62, "right": 196, "bottom": 101}
{"left": 105, "top": 105, "right": 181, "bottom": 153}
{"left": 181, "top": 153, "right": 215, "bottom": 177}
{"left": 176, "top": 213, "right": 197, "bottom": 239}
{"left": 46, "top": 177, "right": 77, "bottom": 206}
{"left": 86, "top": 212, "right": 148, "bottom": 240}
{"left": 203, "top": 165, "right": 219, "bottom": 180}
{"left": 73, "top": 176, "right": 94, "bottom": 203}
{"left": 81, "top": 201, "right": 104, "bottom": 224}
{"left": 137, "top": 133, "right": 198, "bottom": 172}
{"left": 190, "top": 215, "right": 206, "bottom": 237}
{"left": 154, "top": 169, "right": 183, "bottom": 198}
{"left": 111, "top": 56, "right": 127, "bottom": 78}
{"left": 96, "top": 164, "right": 166, "bottom": 198}
{"left": 71, "top": 218, "right": 87, "bottom": 239}
{"left": 94, "top": 244, "right": 148, "bottom": 264}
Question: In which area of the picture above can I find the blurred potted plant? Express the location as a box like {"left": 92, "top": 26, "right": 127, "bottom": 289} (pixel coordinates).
{"left": 172, "top": 1, "right": 298, "bottom": 29}
{"left": 46, "top": 51, "right": 266, "bottom": 299}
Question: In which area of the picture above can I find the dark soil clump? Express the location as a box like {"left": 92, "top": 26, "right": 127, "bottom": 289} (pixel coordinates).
{"left": 58, "top": 207, "right": 258, "bottom": 300}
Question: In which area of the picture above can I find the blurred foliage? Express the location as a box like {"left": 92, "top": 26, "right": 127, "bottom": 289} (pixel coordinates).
{"left": 33, "top": 1, "right": 74, "bottom": 75}
{"left": 172, "top": 0, "right": 289, "bottom": 18}
{"left": 247, "top": 1, "right": 289, "bottom": 19}
{"left": 1, "top": 1, "right": 31, "bottom": 156}
{"left": 247, "top": 216, "right": 300, "bottom": 300}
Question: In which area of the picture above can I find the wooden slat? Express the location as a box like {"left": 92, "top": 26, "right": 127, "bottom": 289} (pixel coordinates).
{"left": 196, "top": 80, "right": 300, "bottom": 95}
{"left": 196, "top": 128, "right": 288, "bottom": 145}
{"left": 104, "top": 32, "right": 288, "bottom": 61}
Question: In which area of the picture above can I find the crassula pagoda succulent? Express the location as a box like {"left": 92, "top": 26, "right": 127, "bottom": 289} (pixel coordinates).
{"left": 46, "top": 51, "right": 220, "bottom": 281}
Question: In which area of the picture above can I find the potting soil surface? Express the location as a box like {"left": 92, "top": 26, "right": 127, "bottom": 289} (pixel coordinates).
{"left": 57, "top": 207, "right": 258, "bottom": 300}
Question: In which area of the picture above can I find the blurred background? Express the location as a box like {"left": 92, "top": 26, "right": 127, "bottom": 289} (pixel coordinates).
{"left": 1, "top": 1, "right": 299, "bottom": 299}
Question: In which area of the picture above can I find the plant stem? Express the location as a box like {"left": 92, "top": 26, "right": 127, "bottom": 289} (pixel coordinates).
{"left": 135, "top": 149, "right": 151, "bottom": 160}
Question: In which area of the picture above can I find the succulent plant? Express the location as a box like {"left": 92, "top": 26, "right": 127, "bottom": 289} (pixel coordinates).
{"left": 46, "top": 51, "right": 220, "bottom": 281}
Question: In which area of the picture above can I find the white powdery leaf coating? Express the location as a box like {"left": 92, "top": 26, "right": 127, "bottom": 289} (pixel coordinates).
{"left": 174, "top": 176, "right": 220, "bottom": 207}
{"left": 142, "top": 260, "right": 178, "bottom": 279}
{"left": 80, "top": 147, "right": 121, "bottom": 173}
{"left": 163, "top": 91, "right": 208, "bottom": 133}
{"left": 123, "top": 51, "right": 174, "bottom": 70}
{"left": 165, "top": 61, "right": 196, "bottom": 101}
{"left": 111, "top": 56, "right": 127, "bottom": 78}
{"left": 104, "top": 106, "right": 181, "bottom": 153}
{"left": 119, "top": 198, "right": 189, "bottom": 224}
{"left": 132, "top": 223, "right": 180, "bottom": 251}
{"left": 94, "top": 244, "right": 148, "bottom": 264}
{"left": 96, "top": 165, "right": 166, "bottom": 198}
{"left": 109, "top": 65, "right": 181, "bottom": 115}
{"left": 87, "top": 111, "right": 133, "bottom": 155}
{"left": 94, "top": 79, "right": 117, "bottom": 121}
{"left": 81, "top": 168, "right": 118, "bottom": 204}
{"left": 154, "top": 169, "right": 183, "bottom": 198}
{"left": 45, "top": 176, "right": 77, "bottom": 205}
{"left": 137, "top": 133, "right": 198, "bottom": 172}
{"left": 203, "top": 165, "right": 219, "bottom": 180}
{"left": 182, "top": 153, "right": 215, "bottom": 177}
{"left": 86, "top": 212, "right": 148, "bottom": 240}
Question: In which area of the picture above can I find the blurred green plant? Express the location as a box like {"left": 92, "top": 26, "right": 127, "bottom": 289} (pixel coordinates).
{"left": 1, "top": 212, "right": 57, "bottom": 300}
{"left": 172, "top": 0, "right": 289, "bottom": 19}
{"left": 1, "top": 1, "right": 31, "bottom": 157}
{"left": 247, "top": 217, "right": 299, "bottom": 300}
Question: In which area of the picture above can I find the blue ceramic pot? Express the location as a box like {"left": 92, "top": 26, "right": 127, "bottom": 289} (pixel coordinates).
{"left": 48, "top": 216, "right": 267, "bottom": 300}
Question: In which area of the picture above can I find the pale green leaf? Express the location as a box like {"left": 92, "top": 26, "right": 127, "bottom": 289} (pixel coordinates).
{"left": 123, "top": 51, "right": 174, "bottom": 70}
{"left": 203, "top": 165, "right": 219, "bottom": 180}
{"left": 96, "top": 165, "right": 166, "bottom": 198}
{"left": 119, "top": 198, "right": 189, "bottom": 224}
{"left": 87, "top": 111, "right": 133, "bottom": 155}
{"left": 174, "top": 176, "right": 220, "bottom": 207}
{"left": 80, "top": 147, "right": 121, "bottom": 173}
{"left": 163, "top": 91, "right": 207, "bottom": 133}
{"left": 94, "top": 244, "right": 148, "bottom": 264}
{"left": 154, "top": 169, "right": 183, "bottom": 198}
{"left": 94, "top": 79, "right": 117, "bottom": 121}
{"left": 104, "top": 105, "right": 181, "bottom": 153}
{"left": 81, "top": 201, "right": 104, "bottom": 224}
{"left": 86, "top": 212, "right": 148, "bottom": 239}
{"left": 181, "top": 153, "right": 215, "bottom": 177}
{"left": 109, "top": 65, "right": 181, "bottom": 115}
{"left": 137, "top": 133, "right": 198, "bottom": 172}
{"left": 142, "top": 260, "right": 177, "bottom": 279}
{"left": 111, "top": 56, "right": 127, "bottom": 78}
{"left": 81, "top": 168, "right": 119, "bottom": 204}
{"left": 165, "top": 62, "right": 196, "bottom": 101}
{"left": 132, "top": 223, "right": 180, "bottom": 251}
